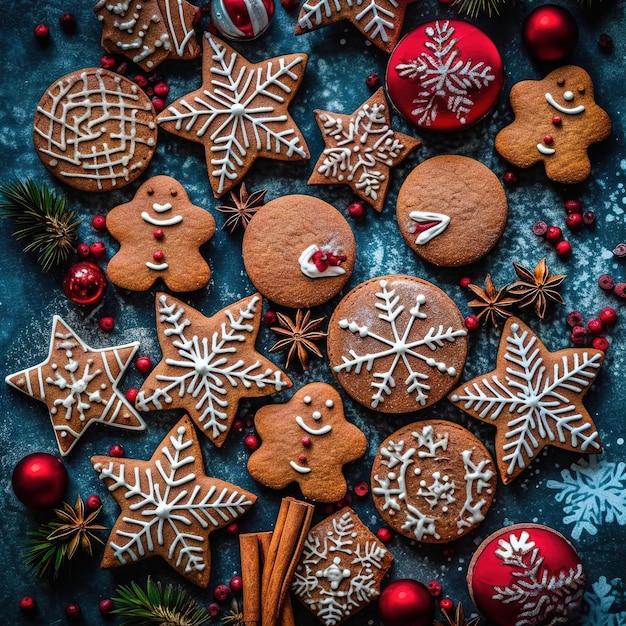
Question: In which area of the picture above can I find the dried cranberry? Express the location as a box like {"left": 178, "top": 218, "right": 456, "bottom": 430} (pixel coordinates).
{"left": 570, "top": 326, "right": 588, "bottom": 346}
{"left": 532, "top": 221, "right": 548, "bottom": 236}
{"left": 614, "top": 282, "right": 626, "bottom": 298}
{"left": 598, "top": 274, "right": 615, "bottom": 290}
{"left": 582, "top": 210, "right": 596, "bottom": 226}
{"left": 502, "top": 170, "right": 518, "bottom": 185}
{"left": 613, "top": 243, "right": 626, "bottom": 257}
{"left": 213, "top": 584, "right": 230, "bottom": 602}
{"left": 564, "top": 199, "right": 582, "bottom": 213}
{"left": 566, "top": 311, "right": 584, "bottom": 328}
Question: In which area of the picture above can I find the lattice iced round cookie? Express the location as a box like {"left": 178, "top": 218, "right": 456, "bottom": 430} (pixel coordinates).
{"left": 467, "top": 523, "right": 585, "bottom": 626}
{"left": 242, "top": 195, "right": 355, "bottom": 308}
{"left": 327, "top": 275, "right": 468, "bottom": 413}
{"left": 371, "top": 420, "right": 496, "bottom": 543}
{"left": 396, "top": 156, "right": 508, "bottom": 267}
{"left": 33, "top": 68, "right": 157, "bottom": 192}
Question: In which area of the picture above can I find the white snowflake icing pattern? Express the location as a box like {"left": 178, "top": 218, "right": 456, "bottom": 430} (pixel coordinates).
{"left": 292, "top": 510, "right": 390, "bottom": 626}
{"left": 492, "top": 530, "right": 586, "bottom": 626}
{"left": 158, "top": 34, "right": 308, "bottom": 195}
{"left": 136, "top": 294, "right": 288, "bottom": 439}
{"left": 394, "top": 20, "right": 495, "bottom": 126}
{"left": 546, "top": 456, "right": 626, "bottom": 540}
{"left": 583, "top": 577, "right": 626, "bottom": 626}
{"left": 333, "top": 279, "right": 466, "bottom": 409}
{"left": 317, "top": 101, "right": 407, "bottom": 202}
{"left": 450, "top": 322, "right": 603, "bottom": 478}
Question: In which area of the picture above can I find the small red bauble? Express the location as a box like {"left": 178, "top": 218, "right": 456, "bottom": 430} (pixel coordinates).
{"left": 376, "top": 527, "right": 392, "bottom": 543}
{"left": 467, "top": 524, "right": 584, "bottom": 626}
{"left": 34, "top": 23, "right": 50, "bottom": 41}
{"left": 91, "top": 215, "right": 107, "bottom": 231}
{"left": 59, "top": 12, "right": 77, "bottom": 32}
{"left": 583, "top": 210, "right": 596, "bottom": 226}
{"left": 109, "top": 444, "right": 125, "bottom": 457}
{"left": 12, "top": 452, "right": 68, "bottom": 508}
{"left": 19, "top": 596, "right": 36, "bottom": 612}
{"left": 598, "top": 33, "right": 613, "bottom": 52}
{"left": 522, "top": 4, "right": 578, "bottom": 62}
{"left": 76, "top": 242, "right": 91, "bottom": 258}
{"left": 98, "top": 598, "right": 114, "bottom": 614}
{"left": 464, "top": 315, "right": 480, "bottom": 332}
{"left": 378, "top": 579, "right": 435, "bottom": 626}
{"left": 86, "top": 494, "right": 102, "bottom": 510}
{"left": 126, "top": 387, "right": 139, "bottom": 403}
{"left": 210, "top": 0, "right": 275, "bottom": 40}
{"left": 348, "top": 200, "right": 365, "bottom": 218}
{"left": 532, "top": 221, "right": 548, "bottom": 237}
{"left": 99, "top": 316, "right": 115, "bottom": 332}
{"left": 545, "top": 225, "right": 562, "bottom": 243}
{"left": 65, "top": 602, "right": 81, "bottom": 618}
{"left": 587, "top": 318, "right": 603, "bottom": 334}
{"left": 135, "top": 356, "right": 153, "bottom": 374}
{"left": 599, "top": 307, "right": 618, "bottom": 325}
{"left": 230, "top": 575, "right": 243, "bottom": 593}
{"left": 555, "top": 240, "right": 572, "bottom": 257}
{"left": 354, "top": 481, "right": 369, "bottom": 497}
{"left": 63, "top": 261, "right": 107, "bottom": 306}
{"left": 213, "top": 584, "right": 230, "bottom": 602}
{"left": 244, "top": 434, "right": 260, "bottom": 450}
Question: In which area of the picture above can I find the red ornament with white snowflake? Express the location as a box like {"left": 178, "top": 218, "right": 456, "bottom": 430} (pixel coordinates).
{"left": 210, "top": 0, "right": 275, "bottom": 40}
{"left": 467, "top": 523, "right": 586, "bottom": 626}
{"left": 386, "top": 20, "right": 504, "bottom": 131}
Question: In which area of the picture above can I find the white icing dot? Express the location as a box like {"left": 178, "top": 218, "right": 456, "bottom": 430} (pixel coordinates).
{"left": 563, "top": 90, "right": 574, "bottom": 101}
{"left": 325, "top": 399, "right": 334, "bottom": 408}
{"left": 511, "top": 323, "right": 520, "bottom": 333}
{"left": 414, "top": 467, "right": 421, "bottom": 475}
{"left": 388, "top": 472, "right": 396, "bottom": 480}
{"left": 177, "top": 426, "right": 186, "bottom": 435}
{"left": 304, "top": 396, "right": 312, "bottom": 404}
{"left": 447, "top": 367, "right": 457, "bottom": 376}
{"left": 450, "top": 394, "right": 459, "bottom": 402}
{"left": 49, "top": 159, "right": 58, "bottom": 167}
{"left": 417, "top": 294, "right": 426, "bottom": 304}
{"left": 312, "top": 411, "right": 322, "bottom": 420}
{"left": 426, "top": 358, "right": 436, "bottom": 366}
{"left": 60, "top": 430, "right": 66, "bottom": 436}
{"left": 442, "top": 506, "right": 448, "bottom": 513}
{"left": 437, "top": 362, "right": 447, "bottom": 372}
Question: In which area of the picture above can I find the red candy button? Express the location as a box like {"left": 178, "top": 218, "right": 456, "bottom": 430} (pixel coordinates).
{"left": 386, "top": 19, "right": 504, "bottom": 131}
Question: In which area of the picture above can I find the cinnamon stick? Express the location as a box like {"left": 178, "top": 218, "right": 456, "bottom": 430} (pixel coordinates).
{"left": 240, "top": 532, "right": 266, "bottom": 626}
{"left": 258, "top": 533, "right": 295, "bottom": 626}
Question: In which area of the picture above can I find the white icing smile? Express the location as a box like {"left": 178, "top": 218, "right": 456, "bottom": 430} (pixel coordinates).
{"left": 408, "top": 211, "right": 450, "bottom": 245}
{"left": 296, "top": 415, "right": 332, "bottom": 436}
{"left": 545, "top": 92, "right": 585, "bottom": 115}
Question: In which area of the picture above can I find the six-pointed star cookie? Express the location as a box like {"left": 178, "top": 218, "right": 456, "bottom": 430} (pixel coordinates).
{"left": 449, "top": 317, "right": 604, "bottom": 484}
{"left": 308, "top": 88, "right": 420, "bottom": 213}
{"left": 136, "top": 292, "right": 292, "bottom": 447}
{"left": 158, "top": 34, "right": 309, "bottom": 198}
{"left": 5, "top": 316, "right": 145, "bottom": 456}
{"left": 295, "top": 0, "right": 416, "bottom": 53}
{"left": 92, "top": 415, "right": 257, "bottom": 587}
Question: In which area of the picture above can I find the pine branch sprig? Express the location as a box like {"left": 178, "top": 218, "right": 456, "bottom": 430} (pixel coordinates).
{"left": 452, "top": 0, "right": 514, "bottom": 18}
{"left": 0, "top": 178, "right": 80, "bottom": 271}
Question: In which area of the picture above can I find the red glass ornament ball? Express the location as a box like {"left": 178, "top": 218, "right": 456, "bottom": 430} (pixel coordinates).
{"left": 62, "top": 261, "right": 107, "bottom": 306}
{"left": 378, "top": 579, "right": 435, "bottom": 626}
{"left": 386, "top": 20, "right": 504, "bottom": 131}
{"left": 467, "top": 523, "right": 584, "bottom": 626}
{"left": 210, "top": 0, "right": 275, "bottom": 40}
{"left": 12, "top": 452, "right": 68, "bottom": 508}
{"left": 522, "top": 4, "right": 578, "bottom": 63}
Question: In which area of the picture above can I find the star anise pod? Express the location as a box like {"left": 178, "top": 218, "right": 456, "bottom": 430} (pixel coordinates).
{"left": 216, "top": 182, "right": 267, "bottom": 233}
{"left": 269, "top": 309, "right": 327, "bottom": 370}
{"left": 467, "top": 273, "right": 517, "bottom": 327}
{"left": 507, "top": 258, "right": 565, "bottom": 319}
{"left": 434, "top": 603, "right": 482, "bottom": 626}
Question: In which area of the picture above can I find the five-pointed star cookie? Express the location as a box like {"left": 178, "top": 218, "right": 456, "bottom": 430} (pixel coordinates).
{"left": 449, "top": 317, "right": 604, "bottom": 484}
{"left": 92, "top": 415, "right": 257, "bottom": 587}
{"left": 158, "top": 34, "right": 309, "bottom": 198}
{"left": 5, "top": 316, "right": 145, "bottom": 456}
{"left": 308, "top": 88, "right": 420, "bottom": 212}
{"left": 136, "top": 293, "right": 292, "bottom": 447}
{"left": 295, "top": 0, "right": 416, "bottom": 53}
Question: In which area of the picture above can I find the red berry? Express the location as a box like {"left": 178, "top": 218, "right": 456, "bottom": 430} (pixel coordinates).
{"left": 126, "top": 387, "right": 139, "bottom": 403}
{"left": 91, "top": 215, "right": 107, "bottom": 231}
{"left": 570, "top": 326, "right": 588, "bottom": 346}
{"left": 438, "top": 0, "right": 454, "bottom": 5}
{"left": 230, "top": 575, "right": 243, "bottom": 593}
{"left": 153, "top": 250, "right": 165, "bottom": 261}
{"left": 99, "top": 316, "right": 115, "bottom": 332}
{"left": 564, "top": 199, "right": 582, "bottom": 213}
{"left": 77, "top": 242, "right": 90, "bottom": 258}
{"left": 153, "top": 228, "right": 165, "bottom": 239}
{"left": 613, "top": 243, "right": 626, "bottom": 258}
{"left": 90, "top": 241, "right": 106, "bottom": 259}
{"left": 19, "top": 596, "right": 36, "bottom": 612}
{"left": 459, "top": 276, "right": 472, "bottom": 288}
{"left": 599, "top": 33, "right": 614, "bottom": 52}
{"left": 565, "top": 213, "right": 583, "bottom": 230}
{"left": 347, "top": 200, "right": 365, "bottom": 218}
{"left": 592, "top": 336, "right": 610, "bottom": 351}
{"left": 135, "top": 74, "right": 149, "bottom": 88}
{"left": 587, "top": 318, "right": 604, "bottom": 334}
{"left": 136, "top": 356, "right": 153, "bottom": 373}
{"left": 116, "top": 61, "right": 128, "bottom": 75}
{"left": 153, "top": 81, "right": 170, "bottom": 98}
{"left": 598, "top": 274, "right": 615, "bottom": 291}
{"left": 427, "top": 580, "right": 442, "bottom": 597}
{"left": 439, "top": 598, "right": 454, "bottom": 612}
{"left": 464, "top": 315, "right": 480, "bottom": 332}
{"left": 546, "top": 225, "right": 562, "bottom": 243}
{"left": 614, "top": 282, "right": 626, "bottom": 299}
{"left": 376, "top": 527, "right": 392, "bottom": 542}
{"left": 280, "top": 0, "right": 300, "bottom": 8}
{"left": 213, "top": 584, "right": 230, "bottom": 602}
{"left": 208, "top": 603, "right": 220, "bottom": 617}
{"left": 233, "top": 419, "right": 244, "bottom": 433}
{"left": 86, "top": 494, "right": 102, "bottom": 510}
{"left": 502, "top": 170, "right": 518, "bottom": 185}
{"left": 532, "top": 221, "right": 548, "bottom": 236}
{"left": 66, "top": 602, "right": 81, "bottom": 619}
{"left": 555, "top": 240, "right": 572, "bottom": 257}
{"left": 100, "top": 54, "right": 117, "bottom": 70}
{"left": 599, "top": 307, "right": 618, "bottom": 325}
{"left": 354, "top": 481, "right": 369, "bottom": 497}
{"left": 365, "top": 73, "right": 380, "bottom": 89}
{"left": 226, "top": 521, "right": 240, "bottom": 534}
{"left": 152, "top": 96, "right": 166, "bottom": 112}
{"left": 98, "top": 598, "right": 114, "bottom": 614}
{"left": 263, "top": 310, "right": 277, "bottom": 325}
{"left": 109, "top": 444, "right": 124, "bottom": 457}
{"left": 566, "top": 311, "right": 584, "bottom": 328}
{"left": 244, "top": 434, "right": 259, "bottom": 450}
{"left": 583, "top": 210, "right": 596, "bottom": 226}
{"left": 59, "top": 12, "right": 77, "bottom": 31}
{"left": 34, "top": 23, "right": 50, "bottom": 40}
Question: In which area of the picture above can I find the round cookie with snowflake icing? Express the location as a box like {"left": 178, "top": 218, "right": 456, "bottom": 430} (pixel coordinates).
{"left": 371, "top": 420, "right": 496, "bottom": 543}
{"left": 327, "top": 275, "right": 468, "bottom": 413}
{"left": 33, "top": 68, "right": 157, "bottom": 192}
{"left": 467, "top": 523, "right": 586, "bottom": 626}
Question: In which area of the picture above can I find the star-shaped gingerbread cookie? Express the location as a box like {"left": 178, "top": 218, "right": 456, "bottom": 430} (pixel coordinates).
{"left": 92, "top": 415, "right": 256, "bottom": 587}
{"left": 106, "top": 176, "right": 216, "bottom": 292}
{"left": 248, "top": 383, "right": 367, "bottom": 502}
{"left": 5, "top": 316, "right": 145, "bottom": 456}
{"left": 158, "top": 34, "right": 309, "bottom": 198}
{"left": 449, "top": 317, "right": 604, "bottom": 484}
{"left": 294, "top": 0, "right": 416, "bottom": 53}
{"left": 308, "top": 89, "right": 420, "bottom": 213}
{"left": 136, "top": 293, "right": 292, "bottom": 447}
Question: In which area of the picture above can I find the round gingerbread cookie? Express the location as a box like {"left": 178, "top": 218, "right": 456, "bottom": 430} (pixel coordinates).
{"left": 371, "top": 420, "right": 496, "bottom": 543}
{"left": 327, "top": 275, "right": 468, "bottom": 413}
{"left": 396, "top": 156, "right": 508, "bottom": 267}
{"left": 242, "top": 195, "right": 355, "bottom": 308}
{"left": 467, "top": 523, "right": 586, "bottom": 626}
{"left": 33, "top": 68, "right": 158, "bottom": 192}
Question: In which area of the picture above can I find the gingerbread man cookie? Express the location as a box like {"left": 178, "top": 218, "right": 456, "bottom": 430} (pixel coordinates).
{"left": 495, "top": 65, "right": 611, "bottom": 184}
{"left": 106, "top": 176, "right": 216, "bottom": 292}
{"left": 247, "top": 383, "right": 367, "bottom": 502}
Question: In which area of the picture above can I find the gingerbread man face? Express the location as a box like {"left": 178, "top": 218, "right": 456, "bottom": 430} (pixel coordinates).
{"left": 247, "top": 382, "right": 367, "bottom": 502}
{"left": 495, "top": 65, "right": 611, "bottom": 184}
{"left": 106, "top": 175, "right": 216, "bottom": 292}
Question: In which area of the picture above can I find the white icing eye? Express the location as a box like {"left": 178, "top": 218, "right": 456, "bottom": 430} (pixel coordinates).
{"left": 325, "top": 399, "right": 334, "bottom": 408}
{"left": 303, "top": 396, "right": 312, "bottom": 404}
{"left": 563, "top": 90, "right": 574, "bottom": 101}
